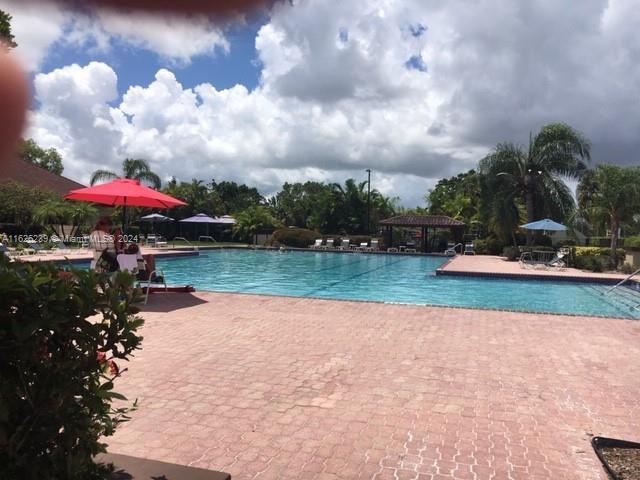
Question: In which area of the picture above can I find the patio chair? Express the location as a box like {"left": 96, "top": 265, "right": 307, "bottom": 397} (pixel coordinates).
{"left": 357, "top": 242, "right": 369, "bottom": 251}
{"left": 463, "top": 243, "right": 475, "bottom": 255}
{"left": 51, "top": 241, "right": 72, "bottom": 255}
{"left": 545, "top": 248, "right": 569, "bottom": 269}
{"left": 146, "top": 234, "right": 157, "bottom": 247}
{"left": 25, "top": 241, "right": 49, "bottom": 255}
{"left": 0, "top": 243, "right": 18, "bottom": 259}
{"left": 338, "top": 238, "right": 350, "bottom": 250}
{"left": 309, "top": 239, "right": 323, "bottom": 249}
{"left": 324, "top": 238, "right": 335, "bottom": 249}
{"left": 129, "top": 253, "right": 168, "bottom": 304}
{"left": 370, "top": 239, "right": 379, "bottom": 251}
{"left": 445, "top": 242, "right": 462, "bottom": 256}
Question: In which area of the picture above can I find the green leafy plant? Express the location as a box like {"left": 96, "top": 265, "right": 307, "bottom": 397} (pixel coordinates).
{"left": 0, "top": 259, "right": 144, "bottom": 479}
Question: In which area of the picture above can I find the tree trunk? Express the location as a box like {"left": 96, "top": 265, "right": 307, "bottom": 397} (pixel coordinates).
{"left": 524, "top": 173, "right": 535, "bottom": 246}
{"left": 610, "top": 215, "right": 619, "bottom": 265}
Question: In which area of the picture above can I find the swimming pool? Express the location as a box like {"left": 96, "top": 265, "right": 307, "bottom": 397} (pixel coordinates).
{"left": 154, "top": 249, "right": 640, "bottom": 319}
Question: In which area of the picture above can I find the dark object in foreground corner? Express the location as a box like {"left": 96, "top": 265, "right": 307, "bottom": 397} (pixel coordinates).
{"left": 98, "top": 453, "right": 231, "bottom": 480}
{"left": 592, "top": 436, "right": 640, "bottom": 480}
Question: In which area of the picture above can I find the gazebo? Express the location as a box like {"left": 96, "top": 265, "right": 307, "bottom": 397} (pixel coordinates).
{"left": 379, "top": 215, "right": 466, "bottom": 253}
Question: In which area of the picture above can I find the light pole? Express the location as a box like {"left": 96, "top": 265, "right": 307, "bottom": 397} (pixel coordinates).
{"left": 366, "top": 169, "right": 371, "bottom": 235}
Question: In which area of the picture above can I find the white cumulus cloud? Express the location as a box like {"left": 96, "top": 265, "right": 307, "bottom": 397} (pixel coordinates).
{"left": 19, "top": 0, "right": 640, "bottom": 207}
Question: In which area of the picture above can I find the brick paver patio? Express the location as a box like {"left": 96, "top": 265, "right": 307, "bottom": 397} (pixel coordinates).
{"left": 107, "top": 292, "right": 640, "bottom": 479}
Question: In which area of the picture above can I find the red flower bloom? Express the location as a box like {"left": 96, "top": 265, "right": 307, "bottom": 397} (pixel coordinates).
{"left": 108, "top": 360, "right": 119, "bottom": 376}
{"left": 97, "top": 351, "right": 107, "bottom": 364}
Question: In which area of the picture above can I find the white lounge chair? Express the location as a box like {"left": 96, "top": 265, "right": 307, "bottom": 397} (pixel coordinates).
{"left": 370, "top": 239, "right": 379, "bottom": 251}
{"left": 338, "top": 239, "right": 350, "bottom": 250}
{"left": 357, "top": 242, "right": 369, "bottom": 251}
{"left": 463, "top": 243, "right": 475, "bottom": 255}
{"left": 309, "top": 239, "right": 323, "bottom": 249}
{"left": 445, "top": 242, "right": 462, "bottom": 256}
{"left": 324, "top": 238, "right": 335, "bottom": 249}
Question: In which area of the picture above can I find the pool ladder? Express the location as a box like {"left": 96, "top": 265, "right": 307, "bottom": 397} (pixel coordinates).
{"left": 602, "top": 268, "right": 640, "bottom": 310}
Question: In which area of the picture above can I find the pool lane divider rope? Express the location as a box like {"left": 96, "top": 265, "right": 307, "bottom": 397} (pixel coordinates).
{"left": 302, "top": 255, "right": 413, "bottom": 297}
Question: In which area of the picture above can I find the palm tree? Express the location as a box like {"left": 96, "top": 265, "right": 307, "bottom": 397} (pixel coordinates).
{"left": 33, "top": 199, "right": 68, "bottom": 236}
{"left": 233, "top": 206, "right": 281, "bottom": 244}
{"left": 90, "top": 158, "right": 161, "bottom": 188}
{"left": 479, "top": 123, "right": 591, "bottom": 245}
{"left": 90, "top": 159, "right": 161, "bottom": 228}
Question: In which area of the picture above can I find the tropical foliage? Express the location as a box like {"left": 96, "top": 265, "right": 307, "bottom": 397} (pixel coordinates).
{"left": 577, "top": 164, "right": 640, "bottom": 251}
{"left": 0, "top": 260, "right": 143, "bottom": 480}
{"left": 0, "top": 9, "right": 17, "bottom": 49}
{"left": 268, "top": 179, "right": 397, "bottom": 234}
{"left": 33, "top": 199, "right": 98, "bottom": 238}
{"left": 0, "top": 182, "right": 58, "bottom": 228}
{"left": 18, "top": 139, "right": 64, "bottom": 175}
{"left": 90, "top": 158, "right": 161, "bottom": 188}
{"left": 233, "top": 205, "right": 281, "bottom": 244}
{"left": 478, "top": 123, "right": 591, "bottom": 244}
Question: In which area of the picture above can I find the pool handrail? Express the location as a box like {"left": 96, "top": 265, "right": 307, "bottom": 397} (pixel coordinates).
{"left": 198, "top": 235, "right": 217, "bottom": 243}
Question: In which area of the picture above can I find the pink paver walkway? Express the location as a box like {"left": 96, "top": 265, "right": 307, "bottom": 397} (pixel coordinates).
{"left": 439, "top": 255, "right": 629, "bottom": 281}
{"left": 107, "top": 292, "right": 640, "bottom": 480}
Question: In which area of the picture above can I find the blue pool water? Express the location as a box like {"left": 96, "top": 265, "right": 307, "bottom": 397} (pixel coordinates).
{"left": 153, "top": 249, "right": 640, "bottom": 319}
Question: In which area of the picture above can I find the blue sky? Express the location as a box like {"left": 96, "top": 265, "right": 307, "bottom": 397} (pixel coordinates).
{"left": 38, "top": 15, "right": 265, "bottom": 98}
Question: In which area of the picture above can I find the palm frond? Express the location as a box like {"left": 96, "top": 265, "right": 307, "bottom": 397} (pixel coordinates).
{"left": 89, "top": 169, "right": 118, "bottom": 185}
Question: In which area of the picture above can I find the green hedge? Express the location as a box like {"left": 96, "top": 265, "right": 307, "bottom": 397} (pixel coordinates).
{"left": 625, "top": 236, "right": 640, "bottom": 248}
{"left": 472, "top": 237, "right": 504, "bottom": 255}
{"left": 269, "top": 227, "right": 319, "bottom": 248}
{"left": 567, "top": 246, "right": 625, "bottom": 271}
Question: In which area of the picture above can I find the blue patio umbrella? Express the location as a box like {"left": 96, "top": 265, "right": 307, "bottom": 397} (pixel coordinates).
{"left": 520, "top": 218, "right": 567, "bottom": 231}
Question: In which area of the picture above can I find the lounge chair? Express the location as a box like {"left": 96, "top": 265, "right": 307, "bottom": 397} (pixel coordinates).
{"left": 445, "top": 242, "right": 462, "bottom": 256}
{"left": 51, "top": 241, "right": 72, "bottom": 255}
{"left": 463, "top": 243, "right": 475, "bottom": 255}
{"left": 357, "top": 242, "right": 369, "bottom": 251}
{"left": 323, "top": 238, "right": 335, "bottom": 249}
{"left": 370, "top": 239, "right": 379, "bottom": 251}
{"left": 0, "top": 243, "right": 18, "bottom": 259}
{"left": 338, "top": 239, "right": 350, "bottom": 250}
{"left": 545, "top": 248, "right": 568, "bottom": 269}
{"left": 25, "top": 242, "right": 49, "bottom": 255}
{"left": 309, "top": 239, "right": 323, "bottom": 249}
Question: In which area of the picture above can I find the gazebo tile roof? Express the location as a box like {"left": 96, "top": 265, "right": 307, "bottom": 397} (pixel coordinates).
{"left": 379, "top": 215, "right": 465, "bottom": 227}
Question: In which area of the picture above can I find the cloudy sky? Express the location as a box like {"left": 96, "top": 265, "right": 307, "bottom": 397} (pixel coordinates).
{"left": 2, "top": 0, "right": 639, "bottom": 206}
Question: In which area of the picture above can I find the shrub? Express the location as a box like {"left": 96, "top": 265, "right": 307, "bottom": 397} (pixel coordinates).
{"left": 473, "top": 237, "right": 504, "bottom": 255}
{"left": 621, "top": 262, "right": 635, "bottom": 274}
{"left": 502, "top": 246, "right": 520, "bottom": 261}
{"left": 625, "top": 236, "right": 640, "bottom": 248}
{"left": 0, "top": 258, "right": 144, "bottom": 480}
{"left": 568, "top": 247, "right": 625, "bottom": 270}
{"left": 269, "top": 227, "right": 319, "bottom": 248}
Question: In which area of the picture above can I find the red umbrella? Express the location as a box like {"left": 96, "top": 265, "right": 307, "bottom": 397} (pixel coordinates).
{"left": 65, "top": 178, "right": 187, "bottom": 228}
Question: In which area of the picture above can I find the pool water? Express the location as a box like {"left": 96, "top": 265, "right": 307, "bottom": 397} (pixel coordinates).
{"left": 154, "top": 249, "right": 640, "bottom": 319}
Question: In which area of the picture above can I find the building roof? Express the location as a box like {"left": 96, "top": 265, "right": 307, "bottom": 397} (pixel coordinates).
{"left": 0, "top": 158, "right": 85, "bottom": 195}
{"left": 379, "top": 215, "right": 465, "bottom": 228}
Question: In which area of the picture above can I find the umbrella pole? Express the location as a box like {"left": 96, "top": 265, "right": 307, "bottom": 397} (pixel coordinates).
{"left": 122, "top": 198, "right": 127, "bottom": 233}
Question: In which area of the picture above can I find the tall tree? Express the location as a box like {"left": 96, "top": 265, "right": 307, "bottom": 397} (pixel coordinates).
{"left": 426, "top": 170, "right": 481, "bottom": 224}
{"left": 0, "top": 9, "right": 17, "bottom": 49}
{"left": 479, "top": 123, "right": 591, "bottom": 244}
{"left": 578, "top": 164, "right": 640, "bottom": 252}
{"left": 90, "top": 158, "right": 161, "bottom": 188}
{"left": 19, "top": 139, "right": 64, "bottom": 175}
